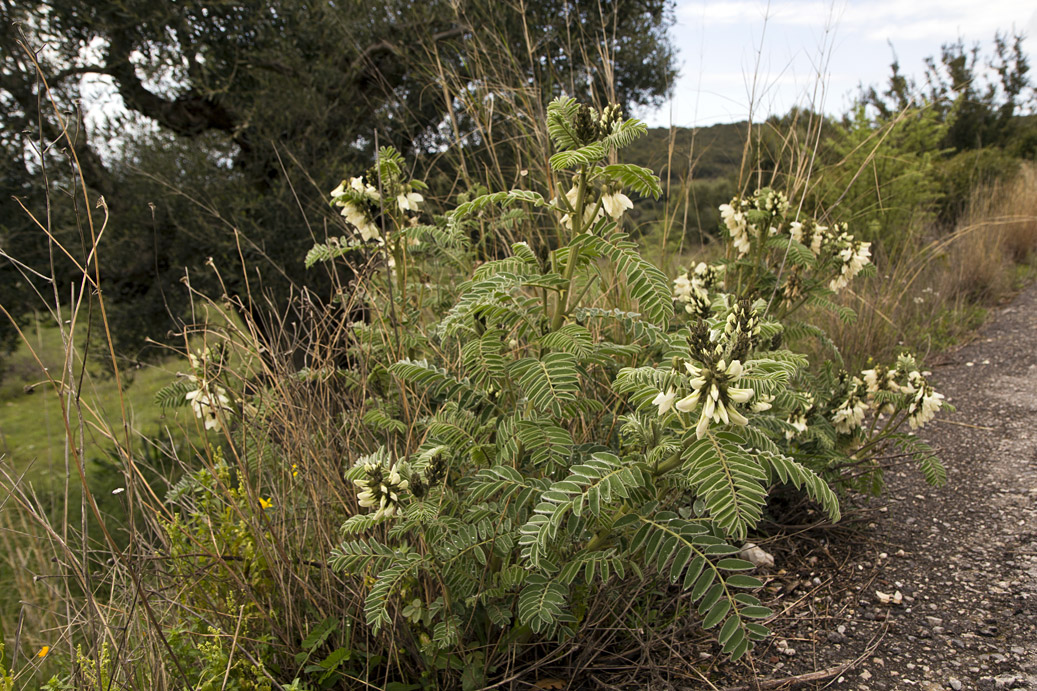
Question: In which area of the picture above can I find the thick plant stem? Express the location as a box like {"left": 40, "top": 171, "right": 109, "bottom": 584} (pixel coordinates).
{"left": 582, "top": 446, "right": 684, "bottom": 552}
{"left": 551, "top": 166, "right": 587, "bottom": 332}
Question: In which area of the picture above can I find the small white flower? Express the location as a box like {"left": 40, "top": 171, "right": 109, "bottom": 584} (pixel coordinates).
{"left": 652, "top": 389, "right": 677, "bottom": 415}
{"left": 751, "top": 394, "right": 773, "bottom": 413}
{"left": 349, "top": 176, "right": 380, "bottom": 202}
{"left": 675, "top": 390, "right": 701, "bottom": 413}
{"left": 789, "top": 221, "right": 804, "bottom": 244}
{"left": 396, "top": 191, "right": 423, "bottom": 212}
{"left": 358, "top": 222, "right": 381, "bottom": 242}
{"left": 829, "top": 235, "right": 871, "bottom": 292}
{"left": 601, "top": 191, "right": 633, "bottom": 219}
{"left": 908, "top": 382, "right": 944, "bottom": 429}
{"left": 353, "top": 459, "right": 409, "bottom": 520}
{"left": 785, "top": 412, "right": 808, "bottom": 440}
{"left": 677, "top": 358, "right": 752, "bottom": 438}
{"left": 673, "top": 273, "right": 694, "bottom": 302}
{"left": 185, "top": 385, "right": 231, "bottom": 432}
{"left": 720, "top": 202, "right": 753, "bottom": 257}
{"left": 832, "top": 394, "right": 868, "bottom": 434}
{"left": 810, "top": 227, "right": 826, "bottom": 255}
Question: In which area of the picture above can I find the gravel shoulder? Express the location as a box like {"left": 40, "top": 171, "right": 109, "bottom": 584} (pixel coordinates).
{"left": 717, "top": 282, "right": 1037, "bottom": 691}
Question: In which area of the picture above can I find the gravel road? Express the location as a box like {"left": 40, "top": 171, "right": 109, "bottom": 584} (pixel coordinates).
{"left": 731, "top": 282, "right": 1037, "bottom": 691}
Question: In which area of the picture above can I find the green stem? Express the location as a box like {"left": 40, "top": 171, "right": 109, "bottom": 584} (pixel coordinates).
{"left": 550, "top": 166, "right": 588, "bottom": 331}
{"left": 582, "top": 446, "right": 684, "bottom": 552}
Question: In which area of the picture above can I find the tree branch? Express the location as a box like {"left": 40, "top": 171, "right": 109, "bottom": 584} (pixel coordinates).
{"left": 105, "top": 32, "right": 238, "bottom": 138}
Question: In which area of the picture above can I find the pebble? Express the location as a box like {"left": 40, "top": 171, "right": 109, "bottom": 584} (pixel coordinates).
{"left": 737, "top": 543, "right": 775, "bottom": 568}
{"left": 949, "top": 679, "right": 962, "bottom": 691}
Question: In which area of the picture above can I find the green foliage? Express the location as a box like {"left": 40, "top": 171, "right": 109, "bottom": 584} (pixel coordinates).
{"left": 811, "top": 103, "right": 947, "bottom": 255}
{"left": 575, "top": 228, "right": 674, "bottom": 325}
{"left": 1, "top": 0, "right": 677, "bottom": 360}
{"left": 304, "top": 99, "right": 949, "bottom": 687}
{"left": 143, "top": 96, "right": 953, "bottom": 688}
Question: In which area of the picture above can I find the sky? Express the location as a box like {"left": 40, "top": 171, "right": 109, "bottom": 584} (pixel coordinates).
{"left": 642, "top": 0, "right": 1037, "bottom": 127}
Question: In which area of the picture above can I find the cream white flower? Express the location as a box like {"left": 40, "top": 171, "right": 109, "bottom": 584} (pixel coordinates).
{"left": 789, "top": 221, "right": 804, "bottom": 244}
{"left": 862, "top": 365, "right": 901, "bottom": 414}
{"left": 339, "top": 201, "right": 362, "bottom": 225}
{"left": 829, "top": 235, "right": 871, "bottom": 291}
{"left": 349, "top": 176, "right": 381, "bottom": 202}
{"left": 785, "top": 412, "right": 808, "bottom": 440}
{"left": 908, "top": 380, "right": 944, "bottom": 430}
{"left": 358, "top": 222, "right": 381, "bottom": 242}
{"left": 674, "top": 262, "right": 721, "bottom": 318}
{"left": 751, "top": 394, "right": 774, "bottom": 413}
{"left": 601, "top": 191, "right": 633, "bottom": 219}
{"left": 720, "top": 202, "right": 753, "bottom": 257}
{"left": 652, "top": 389, "right": 677, "bottom": 415}
{"left": 673, "top": 274, "right": 694, "bottom": 302}
{"left": 396, "top": 191, "right": 423, "bottom": 212}
{"left": 675, "top": 390, "right": 701, "bottom": 413}
{"left": 678, "top": 359, "right": 753, "bottom": 438}
{"left": 185, "top": 385, "right": 231, "bottom": 432}
{"left": 832, "top": 390, "right": 868, "bottom": 435}
{"left": 353, "top": 460, "right": 409, "bottom": 520}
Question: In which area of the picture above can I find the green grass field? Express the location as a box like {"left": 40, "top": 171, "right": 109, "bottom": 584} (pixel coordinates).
{"left": 0, "top": 316, "right": 186, "bottom": 487}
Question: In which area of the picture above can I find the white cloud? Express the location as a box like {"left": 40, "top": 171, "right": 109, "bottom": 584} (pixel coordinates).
{"left": 678, "top": 0, "right": 1031, "bottom": 40}
{"left": 657, "top": 0, "right": 1035, "bottom": 127}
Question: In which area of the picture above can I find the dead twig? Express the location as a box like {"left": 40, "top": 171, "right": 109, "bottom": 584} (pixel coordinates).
{"left": 718, "top": 663, "right": 850, "bottom": 691}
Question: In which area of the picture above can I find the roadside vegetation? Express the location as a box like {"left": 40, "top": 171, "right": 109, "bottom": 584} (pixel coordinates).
{"left": 1, "top": 5, "right": 1035, "bottom": 689}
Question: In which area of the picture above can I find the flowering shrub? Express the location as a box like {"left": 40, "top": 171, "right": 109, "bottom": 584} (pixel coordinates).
{"left": 282, "top": 98, "right": 949, "bottom": 685}
{"left": 155, "top": 344, "right": 236, "bottom": 432}
{"left": 151, "top": 97, "right": 949, "bottom": 687}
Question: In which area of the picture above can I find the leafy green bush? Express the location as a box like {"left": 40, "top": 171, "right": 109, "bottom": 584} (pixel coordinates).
{"left": 810, "top": 104, "right": 947, "bottom": 257}
{"left": 934, "top": 147, "right": 1021, "bottom": 225}
{"left": 244, "top": 97, "right": 951, "bottom": 686}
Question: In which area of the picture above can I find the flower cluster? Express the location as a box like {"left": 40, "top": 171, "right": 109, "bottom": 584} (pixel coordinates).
{"left": 185, "top": 350, "right": 231, "bottom": 432}
{"left": 757, "top": 187, "right": 790, "bottom": 214}
{"left": 719, "top": 189, "right": 791, "bottom": 258}
{"left": 860, "top": 364, "right": 900, "bottom": 414}
{"left": 353, "top": 458, "right": 410, "bottom": 520}
{"left": 904, "top": 370, "right": 945, "bottom": 430}
{"left": 716, "top": 191, "right": 872, "bottom": 295}
{"left": 828, "top": 355, "right": 947, "bottom": 435}
{"left": 719, "top": 199, "right": 754, "bottom": 257}
{"left": 331, "top": 176, "right": 383, "bottom": 242}
{"left": 724, "top": 297, "right": 761, "bottom": 361}
{"left": 831, "top": 377, "right": 868, "bottom": 434}
{"left": 654, "top": 358, "right": 755, "bottom": 439}
{"left": 828, "top": 229, "right": 872, "bottom": 292}
{"left": 571, "top": 102, "right": 624, "bottom": 144}
{"left": 780, "top": 265, "right": 805, "bottom": 306}
{"left": 673, "top": 262, "right": 723, "bottom": 317}
{"left": 788, "top": 220, "right": 828, "bottom": 256}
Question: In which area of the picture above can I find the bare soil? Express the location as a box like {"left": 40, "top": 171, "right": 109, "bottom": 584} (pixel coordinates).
{"left": 582, "top": 282, "right": 1037, "bottom": 691}
{"left": 707, "top": 281, "right": 1037, "bottom": 691}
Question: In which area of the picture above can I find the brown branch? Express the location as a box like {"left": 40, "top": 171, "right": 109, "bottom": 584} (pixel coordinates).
{"left": 105, "top": 32, "right": 238, "bottom": 138}
{"left": 719, "top": 663, "right": 851, "bottom": 691}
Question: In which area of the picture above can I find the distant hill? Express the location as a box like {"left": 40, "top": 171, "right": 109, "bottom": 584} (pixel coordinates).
{"left": 622, "top": 123, "right": 749, "bottom": 243}
{"left": 627, "top": 122, "right": 748, "bottom": 183}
